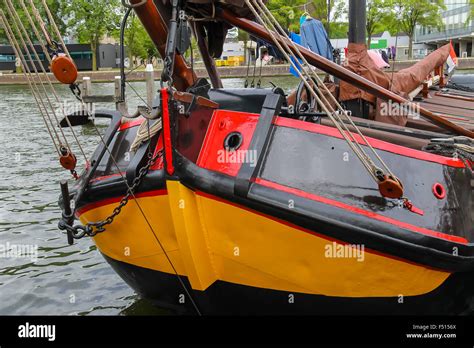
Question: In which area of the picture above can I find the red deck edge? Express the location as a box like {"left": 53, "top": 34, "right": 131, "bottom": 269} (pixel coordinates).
{"left": 255, "top": 178, "right": 468, "bottom": 245}
{"left": 275, "top": 117, "right": 465, "bottom": 168}
{"left": 76, "top": 189, "right": 168, "bottom": 216}
{"left": 119, "top": 118, "right": 145, "bottom": 131}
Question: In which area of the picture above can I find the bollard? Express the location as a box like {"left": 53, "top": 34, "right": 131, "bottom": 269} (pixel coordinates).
{"left": 82, "top": 76, "right": 94, "bottom": 123}
{"left": 145, "top": 64, "right": 155, "bottom": 108}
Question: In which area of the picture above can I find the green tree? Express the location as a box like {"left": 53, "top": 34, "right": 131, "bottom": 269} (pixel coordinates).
{"left": 366, "top": 0, "right": 391, "bottom": 48}
{"left": 311, "top": 0, "right": 346, "bottom": 34}
{"left": 67, "top": 0, "right": 121, "bottom": 70}
{"left": 267, "top": 0, "right": 306, "bottom": 32}
{"left": 238, "top": 29, "right": 250, "bottom": 63}
{"left": 125, "top": 14, "right": 147, "bottom": 66}
{"left": 389, "top": 0, "right": 445, "bottom": 59}
{"left": 468, "top": 0, "right": 474, "bottom": 25}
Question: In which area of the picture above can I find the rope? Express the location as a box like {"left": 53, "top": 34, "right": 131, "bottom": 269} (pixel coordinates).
{"left": 80, "top": 119, "right": 201, "bottom": 316}
{"left": 247, "top": 0, "right": 378, "bottom": 181}
{"left": 18, "top": 0, "right": 52, "bottom": 64}
{"left": 0, "top": 13, "right": 61, "bottom": 156}
{"left": 4, "top": 0, "right": 88, "bottom": 163}
{"left": 2, "top": 3, "right": 73, "bottom": 154}
{"left": 39, "top": 0, "right": 71, "bottom": 58}
{"left": 445, "top": 82, "right": 474, "bottom": 93}
{"left": 130, "top": 118, "right": 163, "bottom": 152}
{"left": 250, "top": 0, "right": 399, "bottom": 183}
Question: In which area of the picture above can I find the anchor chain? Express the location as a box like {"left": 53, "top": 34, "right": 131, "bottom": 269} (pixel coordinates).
{"left": 59, "top": 150, "right": 160, "bottom": 239}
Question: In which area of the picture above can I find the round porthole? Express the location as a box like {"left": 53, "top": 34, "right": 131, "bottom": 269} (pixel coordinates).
{"left": 224, "top": 132, "right": 243, "bottom": 152}
{"left": 432, "top": 183, "right": 446, "bottom": 200}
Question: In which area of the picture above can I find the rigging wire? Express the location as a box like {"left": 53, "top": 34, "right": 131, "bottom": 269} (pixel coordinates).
{"left": 0, "top": 13, "right": 61, "bottom": 156}
{"left": 38, "top": 0, "right": 72, "bottom": 58}
{"left": 251, "top": 0, "right": 399, "bottom": 183}
{"left": 4, "top": 0, "right": 88, "bottom": 163}
{"left": 3, "top": 2, "right": 74, "bottom": 155}
{"left": 246, "top": 0, "right": 378, "bottom": 180}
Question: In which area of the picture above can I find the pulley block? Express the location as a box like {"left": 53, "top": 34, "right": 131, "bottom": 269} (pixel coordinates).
{"left": 59, "top": 147, "right": 77, "bottom": 171}
{"left": 378, "top": 175, "right": 404, "bottom": 199}
{"left": 51, "top": 54, "right": 78, "bottom": 85}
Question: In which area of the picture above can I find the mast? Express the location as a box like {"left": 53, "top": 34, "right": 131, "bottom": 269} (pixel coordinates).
{"left": 348, "top": 0, "right": 366, "bottom": 44}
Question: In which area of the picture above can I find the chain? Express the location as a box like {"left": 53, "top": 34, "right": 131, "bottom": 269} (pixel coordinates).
{"left": 58, "top": 150, "right": 161, "bottom": 239}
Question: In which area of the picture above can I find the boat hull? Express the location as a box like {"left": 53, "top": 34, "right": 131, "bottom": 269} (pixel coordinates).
{"left": 77, "top": 186, "right": 473, "bottom": 315}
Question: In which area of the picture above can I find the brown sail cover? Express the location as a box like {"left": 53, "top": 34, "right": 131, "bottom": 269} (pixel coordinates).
{"left": 339, "top": 43, "right": 451, "bottom": 126}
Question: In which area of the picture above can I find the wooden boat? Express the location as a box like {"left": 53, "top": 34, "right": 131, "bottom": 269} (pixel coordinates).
{"left": 51, "top": 0, "right": 473, "bottom": 315}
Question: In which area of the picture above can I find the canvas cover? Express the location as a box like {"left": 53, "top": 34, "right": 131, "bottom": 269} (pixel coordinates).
{"left": 339, "top": 43, "right": 451, "bottom": 126}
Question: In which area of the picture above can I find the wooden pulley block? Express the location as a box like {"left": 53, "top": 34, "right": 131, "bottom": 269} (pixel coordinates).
{"left": 59, "top": 150, "right": 77, "bottom": 171}
{"left": 51, "top": 54, "right": 78, "bottom": 85}
{"left": 378, "top": 175, "right": 404, "bottom": 199}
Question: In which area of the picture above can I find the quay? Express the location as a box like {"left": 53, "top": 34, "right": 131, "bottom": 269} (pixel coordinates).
{"left": 1, "top": 58, "right": 473, "bottom": 85}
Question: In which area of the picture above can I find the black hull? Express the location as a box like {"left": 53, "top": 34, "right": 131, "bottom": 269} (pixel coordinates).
{"left": 104, "top": 253, "right": 474, "bottom": 315}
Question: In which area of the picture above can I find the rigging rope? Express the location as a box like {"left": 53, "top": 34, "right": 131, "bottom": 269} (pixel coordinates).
{"left": 248, "top": 0, "right": 401, "bottom": 189}
{"left": 4, "top": 0, "right": 88, "bottom": 164}
{"left": 2, "top": 5, "right": 72, "bottom": 155}
{"left": 0, "top": 14, "right": 61, "bottom": 157}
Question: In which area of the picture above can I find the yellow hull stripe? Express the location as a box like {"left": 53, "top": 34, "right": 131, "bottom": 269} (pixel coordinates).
{"left": 78, "top": 182, "right": 450, "bottom": 297}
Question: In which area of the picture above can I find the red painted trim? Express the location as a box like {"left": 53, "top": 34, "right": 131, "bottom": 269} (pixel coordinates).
{"left": 76, "top": 189, "right": 168, "bottom": 216}
{"left": 119, "top": 118, "right": 145, "bottom": 131}
{"left": 195, "top": 190, "right": 450, "bottom": 271}
{"left": 161, "top": 88, "right": 175, "bottom": 175}
{"left": 255, "top": 178, "right": 468, "bottom": 244}
{"left": 90, "top": 172, "right": 125, "bottom": 183}
{"left": 275, "top": 117, "right": 465, "bottom": 168}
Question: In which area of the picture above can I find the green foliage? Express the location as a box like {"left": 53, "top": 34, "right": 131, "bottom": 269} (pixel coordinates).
{"left": 328, "top": 22, "right": 348, "bottom": 39}
{"left": 125, "top": 14, "right": 147, "bottom": 63}
{"left": 388, "top": 0, "right": 445, "bottom": 58}
{"left": 468, "top": 0, "right": 474, "bottom": 25}
{"left": 267, "top": 0, "right": 307, "bottom": 33}
{"left": 366, "top": 0, "right": 391, "bottom": 47}
{"left": 67, "top": 0, "right": 121, "bottom": 70}
{"left": 266, "top": 0, "right": 345, "bottom": 36}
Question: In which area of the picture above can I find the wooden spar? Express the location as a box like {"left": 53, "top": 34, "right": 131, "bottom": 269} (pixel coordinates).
{"left": 131, "top": 0, "right": 196, "bottom": 90}
{"left": 218, "top": 9, "right": 474, "bottom": 138}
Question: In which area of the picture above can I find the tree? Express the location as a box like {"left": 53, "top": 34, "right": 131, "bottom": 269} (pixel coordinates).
{"left": 311, "top": 0, "right": 346, "bottom": 34}
{"left": 366, "top": 0, "right": 391, "bottom": 48}
{"left": 468, "top": 0, "right": 474, "bottom": 25}
{"left": 389, "top": 0, "right": 445, "bottom": 59}
{"left": 125, "top": 14, "right": 148, "bottom": 66}
{"left": 267, "top": 0, "right": 307, "bottom": 32}
{"left": 67, "top": 0, "right": 121, "bottom": 71}
{"left": 238, "top": 29, "right": 250, "bottom": 63}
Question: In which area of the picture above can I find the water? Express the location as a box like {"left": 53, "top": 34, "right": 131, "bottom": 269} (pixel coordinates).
{"left": 0, "top": 76, "right": 299, "bottom": 315}
{"left": 1, "top": 73, "right": 472, "bottom": 315}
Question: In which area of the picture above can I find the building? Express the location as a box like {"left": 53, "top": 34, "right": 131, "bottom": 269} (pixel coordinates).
{"left": 0, "top": 43, "right": 124, "bottom": 72}
{"left": 415, "top": 0, "right": 474, "bottom": 57}
{"left": 331, "top": 31, "right": 431, "bottom": 60}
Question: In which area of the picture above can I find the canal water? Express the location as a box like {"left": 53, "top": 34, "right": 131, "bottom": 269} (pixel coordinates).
{"left": 0, "top": 76, "right": 297, "bottom": 315}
